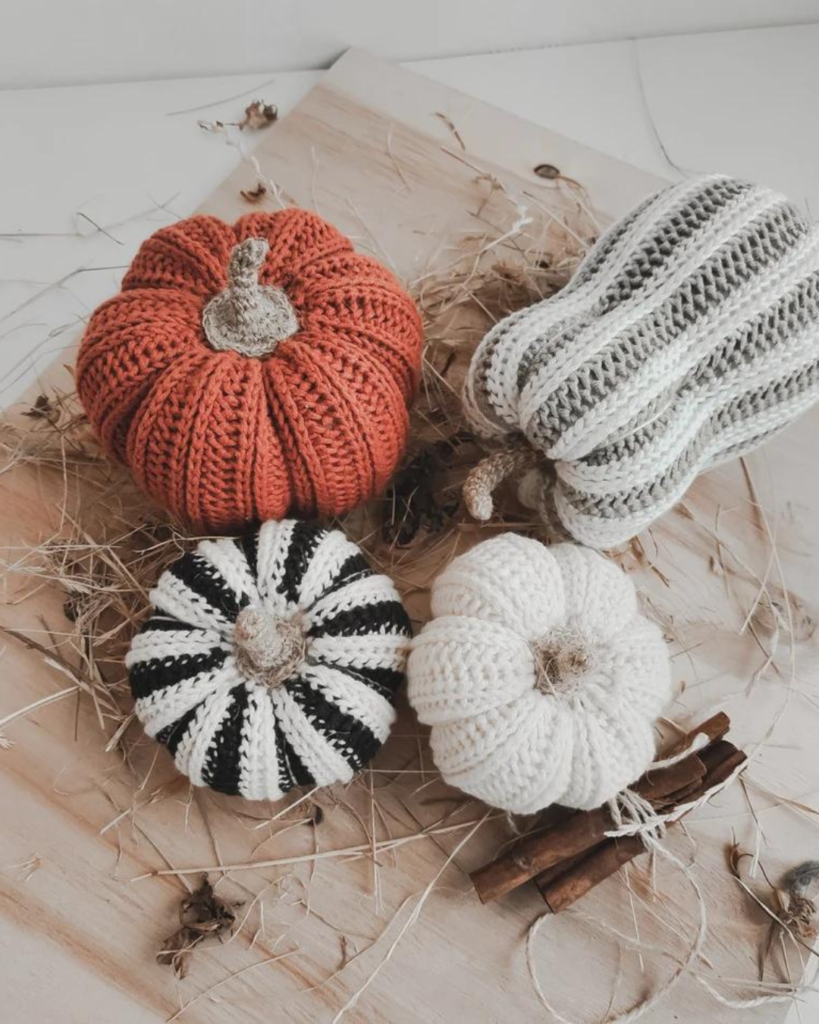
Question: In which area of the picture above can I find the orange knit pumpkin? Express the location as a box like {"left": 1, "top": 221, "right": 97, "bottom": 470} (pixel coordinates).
{"left": 76, "top": 209, "right": 424, "bottom": 532}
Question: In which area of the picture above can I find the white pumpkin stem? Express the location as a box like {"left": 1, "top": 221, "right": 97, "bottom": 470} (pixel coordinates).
{"left": 463, "top": 439, "right": 540, "bottom": 521}
{"left": 531, "top": 632, "right": 590, "bottom": 695}
{"left": 233, "top": 607, "right": 305, "bottom": 687}
{"left": 202, "top": 237, "right": 299, "bottom": 357}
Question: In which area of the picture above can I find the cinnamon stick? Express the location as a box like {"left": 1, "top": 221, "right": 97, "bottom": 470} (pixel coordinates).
{"left": 633, "top": 751, "right": 705, "bottom": 802}
{"left": 535, "top": 740, "right": 747, "bottom": 913}
{"left": 471, "top": 805, "right": 613, "bottom": 904}
{"left": 699, "top": 742, "right": 747, "bottom": 787}
{"left": 537, "top": 835, "right": 645, "bottom": 912}
{"left": 530, "top": 847, "right": 598, "bottom": 891}
{"left": 470, "top": 749, "right": 704, "bottom": 904}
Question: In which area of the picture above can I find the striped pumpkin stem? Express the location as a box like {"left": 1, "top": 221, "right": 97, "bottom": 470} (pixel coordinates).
{"left": 234, "top": 607, "right": 305, "bottom": 687}
{"left": 463, "top": 439, "right": 541, "bottom": 521}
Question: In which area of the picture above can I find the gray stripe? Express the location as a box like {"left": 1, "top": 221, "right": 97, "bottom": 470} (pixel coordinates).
{"left": 581, "top": 271, "right": 819, "bottom": 467}
{"left": 563, "top": 359, "right": 819, "bottom": 520}
{"left": 528, "top": 195, "right": 809, "bottom": 450}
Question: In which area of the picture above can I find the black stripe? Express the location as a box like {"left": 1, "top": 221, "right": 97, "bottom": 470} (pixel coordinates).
{"left": 339, "top": 664, "right": 404, "bottom": 703}
{"left": 286, "top": 677, "right": 380, "bottom": 772}
{"left": 129, "top": 647, "right": 227, "bottom": 700}
{"left": 236, "top": 531, "right": 259, "bottom": 583}
{"left": 157, "top": 702, "right": 202, "bottom": 756}
{"left": 278, "top": 521, "right": 327, "bottom": 604}
{"left": 309, "top": 600, "right": 411, "bottom": 639}
{"left": 319, "top": 552, "right": 371, "bottom": 601}
{"left": 139, "top": 615, "right": 200, "bottom": 634}
{"left": 169, "top": 552, "right": 248, "bottom": 620}
{"left": 201, "top": 685, "right": 249, "bottom": 796}
{"left": 273, "top": 718, "right": 314, "bottom": 790}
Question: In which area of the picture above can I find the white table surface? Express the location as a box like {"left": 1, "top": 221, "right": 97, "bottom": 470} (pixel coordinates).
{"left": 3, "top": 24, "right": 819, "bottom": 409}
{"left": 1, "top": 24, "right": 818, "bottom": 1021}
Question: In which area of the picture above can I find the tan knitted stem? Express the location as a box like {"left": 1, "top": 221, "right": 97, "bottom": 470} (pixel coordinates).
{"left": 202, "top": 237, "right": 299, "bottom": 357}
{"left": 463, "top": 440, "right": 541, "bottom": 521}
{"left": 532, "top": 633, "right": 590, "bottom": 696}
{"left": 233, "top": 607, "right": 305, "bottom": 687}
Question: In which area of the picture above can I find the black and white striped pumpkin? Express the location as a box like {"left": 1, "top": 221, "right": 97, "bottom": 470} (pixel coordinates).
{"left": 126, "top": 520, "right": 411, "bottom": 800}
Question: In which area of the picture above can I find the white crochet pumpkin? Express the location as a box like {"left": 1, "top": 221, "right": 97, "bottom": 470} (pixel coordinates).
{"left": 407, "top": 534, "right": 672, "bottom": 814}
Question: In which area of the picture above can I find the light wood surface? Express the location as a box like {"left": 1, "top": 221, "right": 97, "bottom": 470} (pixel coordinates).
{"left": 1, "top": 49, "right": 817, "bottom": 1023}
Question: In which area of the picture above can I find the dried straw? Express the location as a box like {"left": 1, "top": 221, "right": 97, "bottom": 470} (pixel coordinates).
{"left": 1, "top": 163, "right": 815, "bottom": 1023}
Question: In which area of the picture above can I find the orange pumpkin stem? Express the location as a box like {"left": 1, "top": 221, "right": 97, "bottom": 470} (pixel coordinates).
{"left": 202, "top": 237, "right": 299, "bottom": 357}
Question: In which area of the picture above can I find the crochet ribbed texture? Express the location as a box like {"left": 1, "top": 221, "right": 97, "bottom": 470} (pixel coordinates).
{"left": 407, "top": 534, "right": 671, "bottom": 814}
{"left": 464, "top": 174, "right": 819, "bottom": 548}
{"left": 126, "top": 520, "right": 412, "bottom": 801}
{"left": 77, "top": 210, "right": 424, "bottom": 533}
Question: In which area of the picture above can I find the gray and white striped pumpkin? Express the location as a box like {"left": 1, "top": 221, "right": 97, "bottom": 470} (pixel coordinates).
{"left": 464, "top": 174, "right": 819, "bottom": 548}
{"left": 126, "top": 520, "right": 411, "bottom": 800}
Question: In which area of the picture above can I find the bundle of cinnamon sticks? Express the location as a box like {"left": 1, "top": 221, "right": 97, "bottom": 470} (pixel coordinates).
{"left": 471, "top": 712, "right": 746, "bottom": 910}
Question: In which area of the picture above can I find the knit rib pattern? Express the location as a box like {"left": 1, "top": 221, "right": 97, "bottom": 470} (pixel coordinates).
{"left": 407, "top": 534, "right": 671, "bottom": 814}
{"left": 464, "top": 175, "right": 819, "bottom": 548}
{"left": 76, "top": 210, "right": 424, "bottom": 532}
{"left": 126, "top": 520, "right": 412, "bottom": 801}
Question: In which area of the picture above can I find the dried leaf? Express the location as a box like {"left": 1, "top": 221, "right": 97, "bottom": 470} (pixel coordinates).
{"left": 241, "top": 101, "right": 278, "bottom": 131}
{"left": 22, "top": 394, "right": 59, "bottom": 424}
{"left": 158, "top": 875, "right": 241, "bottom": 979}
{"left": 534, "top": 163, "right": 560, "bottom": 180}
{"left": 198, "top": 99, "right": 278, "bottom": 135}
{"left": 240, "top": 183, "right": 267, "bottom": 204}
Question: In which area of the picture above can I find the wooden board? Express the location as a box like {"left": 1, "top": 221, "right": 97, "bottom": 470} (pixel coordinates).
{"left": 2, "top": 48, "right": 817, "bottom": 1024}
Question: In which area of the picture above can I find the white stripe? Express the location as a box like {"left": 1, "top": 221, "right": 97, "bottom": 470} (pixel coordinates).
{"left": 198, "top": 538, "right": 259, "bottom": 604}
{"left": 297, "top": 530, "right": 362, "bottom": 608}
{"left": 302, "top": 663, "right": 396, "bottom": 741}
{"left": 271, "top": 687, "right": 354, "bottom": 787}
{"left": 304, "top": 574, "right": 399, "bottom": 630}
{"left": 150, "top": 573, "right": 233, "bottom": 635}
{"left": 309, "top": 633, "right": 409, "bottom": 671}
{"left": 238, "top": 688, "right": 285, "bottom": 801}
{"left": 135, "top": 661, "right": 242, "bottom": 737}
{"left": 174, "top": 688, "right": 237, "bottom": 787}
{"left": 256, "top": 519, "right": 296, "bottom": 615}
{"left": 126, "top": 631, "right": 228, "bottom": 666}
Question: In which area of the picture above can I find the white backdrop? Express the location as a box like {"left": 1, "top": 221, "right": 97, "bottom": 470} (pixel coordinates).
{"left": 2, "top": 0, "right": 819, "bottom": 89}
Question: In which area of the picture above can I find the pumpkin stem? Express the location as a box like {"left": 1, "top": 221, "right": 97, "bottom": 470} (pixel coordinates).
{"left": 233, "top": 607, "right": 305, "bottom": 687}
{"left": 202, "top": 237, "right": 299, "bottom": 357}
{"left": 463, "top": 439, "right": 540, "bottom": 521}
{"left": 532, "top": 631, "right": 590, "bottom": 696}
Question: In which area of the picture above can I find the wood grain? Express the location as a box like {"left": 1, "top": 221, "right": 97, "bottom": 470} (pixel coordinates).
{"left": 1, "top": 48, "right": 817, "bottom": 1023}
